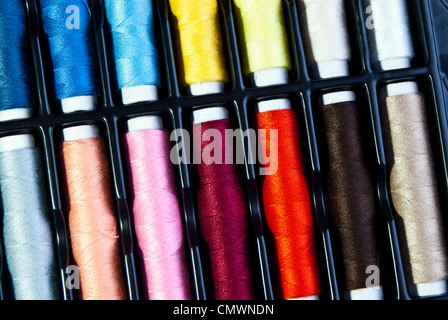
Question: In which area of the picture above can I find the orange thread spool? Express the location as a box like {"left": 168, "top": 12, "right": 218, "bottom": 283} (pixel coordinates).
{"left": 60, "top": 136, "right": 127, "bottom": 300}
{"left": 256, "top": 108, "right": 321, "bottom": 299}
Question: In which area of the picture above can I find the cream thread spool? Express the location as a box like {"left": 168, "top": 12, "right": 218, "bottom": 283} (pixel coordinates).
{"left": 382, "top": 81, "right": 448, "bottom": 298}
{"left": 298, "top": 0, "right": 351, "bottom": 79}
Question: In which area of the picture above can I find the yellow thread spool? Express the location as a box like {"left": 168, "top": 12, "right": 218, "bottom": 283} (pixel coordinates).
{"left": 169, "top": 0, "right": 228, "bottom": 88}
{"left": 233, "top": 0, "right": 291, "bottom": 77}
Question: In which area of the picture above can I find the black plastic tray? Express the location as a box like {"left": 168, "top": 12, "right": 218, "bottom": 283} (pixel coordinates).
{"left": 0, "top": 0, "right": 447, "bottom": 301}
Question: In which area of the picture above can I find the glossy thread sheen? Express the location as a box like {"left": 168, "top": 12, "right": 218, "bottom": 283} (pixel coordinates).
{"left": 105, "top": 0, "right": 161, "bottom": 90}
{"left": 169, "top": 0, "right": 228, "bottom": 86}
{"left": 0, "top": 147, "right": 60, "bottom": 300}
{"left": 381, "top": 92, "right": 448, "bottom": 286}
{"left": 194, "top": 119, "right": 255, "bottom": 300}
{"left": 0, "top": 2, "right": 36, "bottom": 112}
{"left": 256, "top": 109, "right": 321, "bottom": 299}
{"left": 298, "top": 0, "right": 351, "bottom": 67}
{"left": 233, "top": 0, "right": 291, "bottom": 76}
{"left": 60, "top": 137, "right": 127, "bottom": 300}
{"left": 363, "top": 0, "right": 414, "bottom": 70}
{"left": 322, "top": 101, "right": 381, "bottom": 292}
{"left": 124, "top": 129, "right": 191, "bottom": 300}
{"left": 39, "top": 0, "right": 100, "bottom": 100}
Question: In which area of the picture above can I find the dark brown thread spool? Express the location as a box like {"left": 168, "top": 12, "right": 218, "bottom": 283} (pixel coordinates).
{"left": 321, "top": 91, "right": 383, "bottom": 300}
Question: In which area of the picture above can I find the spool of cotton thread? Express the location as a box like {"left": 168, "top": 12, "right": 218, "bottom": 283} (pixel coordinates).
{"left": 0, "top": 134, "right": 61, "bottom": 300}
{"left": 297, "top": 0, "right": 351, "bottom": 79}
{"left": 233, "top": 0, "right": 291, "bottom": 87}
{"left": 104, "top": 0, "right": 160, "bottom": 105}
{"left": 123, "top": 115, "right": 192, "bottom": 300}
{"left": 363, "top": 0, "right": 414, "bottom": 71}
{"left": 39, "top": 0, "right": 100, "bottom": 113}
{"left": 0, "top": 2, "right": 36, "bottom": 122}
{"left": 321, "top": 91, "right": 384, "bottom": 301}
{"left": 381, "top": 81, "right": 448, "bottom": 298}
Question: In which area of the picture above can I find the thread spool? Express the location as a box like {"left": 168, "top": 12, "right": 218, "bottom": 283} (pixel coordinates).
{"left": 0, "top": 2, "right": 36, "bottom": 121}
{"left": 255, "top": 99, "right": 321, "bottom": 300}
{"left": 363, "top": 0, "right": 414, "bottom": 71}
{"left": 193, "top": 107, "right": 255, "bottom": 300}
{"left": 169, "top": 0, "right": 228, "bottom": 91}
{"left": 380, "top": 81, "right": 448, "bottom": 298}
{"left": 233, "top": 0, "right": 291, "bottom": 86}
{"left": 105, "top": 0, "right": 160, "bottom": 105}
{"left": 320, "top": 91, "right": 383, "bottom": 300}
{"left": 123, "top": 115, "right": 192, "bottom": 300}
{"left": 60, "top": 125, "right": 127, "bottom": 300}
{"left": 39, "top": 0, "right": 100, "bottom": 112}
{"left": 297, "top": 0, "right": 351, "bottom": 79}
{"left": 0, "top": 134, "right": 61, "bottom": 300}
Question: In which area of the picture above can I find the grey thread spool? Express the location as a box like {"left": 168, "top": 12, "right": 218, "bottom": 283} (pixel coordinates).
{"left": 363, "top": 0, "right": 415, "bottom": 71}
{"left": 0, "top": 134, "right": 61, "bottom": 300}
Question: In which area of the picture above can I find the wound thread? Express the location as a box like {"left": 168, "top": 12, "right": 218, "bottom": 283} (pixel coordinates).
{"left": 322, "top": 99, "right": 381, "bottom": 295}
{"left": 105, "top": 0, "right": 161, "bottom": 91}
{"left": 363, "top": 0, "right": 414, "bottom": 71}
{"left": 255, "top": 109, "right": 321, "bottom": 300}
{"left": 60, "top": 136, "right": 127, "bottom": 300}
{"left": 0, "top": 140, "right": 61, "bottom": 300}
{"left": 0, "top": 2, "right": 36, "bottom": 115}
{"left": 381, "top": 89, "right": 448, "bottom": 290}
{"left": 123, "top": 128, "right": 192, "bottom": 300}
{"left": 39, "top": 0, "right": 100, "bottom": 101}
{"left": 233, "top": 0, "right": 291, "bottom": 76}
{"left": 297, "top": 0, "right": 351, "bottom": 78}
{"left": 194, "top": 118, "right": 255, "bottom": 300}
{"left": 169, "top": 0, "right": 228, "bottom": 87}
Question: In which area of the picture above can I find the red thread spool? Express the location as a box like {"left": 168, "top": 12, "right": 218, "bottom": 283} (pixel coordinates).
{"left": 256, "top": 107, "right": 322, "bottom": 300}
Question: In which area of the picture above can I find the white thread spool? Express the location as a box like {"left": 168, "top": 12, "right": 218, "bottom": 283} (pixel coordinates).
{"left": 364, "top": 0, "right": 414, "bottom": 71}
{"left": 298, "top": 0, "right": 351, "bottom": 79}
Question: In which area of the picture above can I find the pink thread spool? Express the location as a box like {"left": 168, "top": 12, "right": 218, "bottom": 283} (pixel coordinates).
{"left": 123, "top": 115, "right": 192, "bottom": 300}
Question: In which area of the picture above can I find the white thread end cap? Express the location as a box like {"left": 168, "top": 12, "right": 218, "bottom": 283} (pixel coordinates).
{"left": 190, "top": 82, "right": 224, "bottom": 96}
{"left": 127, "top": 115, "right": 164, "bottom": 132}
{"left": 0, "top": 134, "right": 35, "bottom": 152}
{"left": 253, "top": 68, "right": 289, "bottom": 87}
{"left": 321, "top": 91, "right": 356, "bottom": 105}
{"left": 347, "top": 286, "right": 384, "bottom": 300}
{"left": 62, "top": 125, "right": 100, "bottom": 141}
{"left": 257, "top": 99, "right": 291, "bottom": 113}
{"left": 193, "top": 107, "right": 229, "bottom": 124}
{"left": 61, "top": 96, "right": 97, "bottom": 113}
{"left": 386, "top": 81, "right": 419, "bottom": 97}
{"left": 410, "top": 280, "right": 448, "bottom": 298}
{"left": 314, "top": 60, "right": 350, "bottom": 79}
{"left": 0, "top": 108, "right": 33, "bottom": 123}
{"left": 122, "top": 85, "right": 159, "bottom": 105}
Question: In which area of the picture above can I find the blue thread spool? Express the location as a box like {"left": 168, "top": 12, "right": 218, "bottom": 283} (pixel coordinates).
{"left": 105, "top": 0, "right": 161, "bottom": 105}
{"left": 39, "top": 0, "right": 100, "bottom": 113}
{"left": 0, "top": 2, "right": 36, "bottom": 121}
